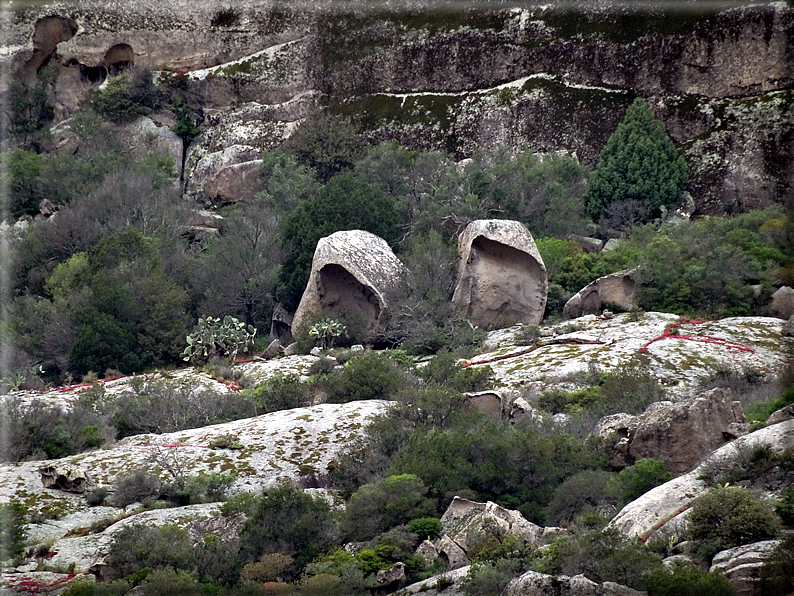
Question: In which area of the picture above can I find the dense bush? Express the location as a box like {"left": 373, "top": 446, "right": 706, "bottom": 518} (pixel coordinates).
{"left": 319, "top": 351, "right": 407, "bottom": 403}
{"left": 687, "top": 486, "right": 780, "bottom": 562}
{"left": 609, "top": 459, "right": 671, "bottom": 507}
{"left": 587, "top": 98, "right": 687, "bottom": 222}
{"left": 760, "top": 534, "right": 794, "bottom": 596}
{"left": 0, "top": 502, "right": 27, "bottom": 561}
{"left": 342, "top": 474, "right": 435, "bottom": 541}
{"left": 547, "top": 470, "right": 615, "bottom": 526}
{"left": 645, "top": 561, "right": 734, "bottom": 596}
{"left": 250, "top": 374, "right": 313, "bottom": 413}
{"left": 238, "top": 482, "right": 339, "bottom": 576}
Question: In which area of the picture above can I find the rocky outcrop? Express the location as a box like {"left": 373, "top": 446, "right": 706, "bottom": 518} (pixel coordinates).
{"left": 608, "top": 419, "right": 794, "bottom": 541}
{"left": 710, "top": 540, "right": 782, "bottom": 596}
{"left": 186, "top": 145, "right": 262, "bottom": 204}
{"left": 505, "top": 570, "right": 643, "bottom": 596}
{"left": 376, "top": 562, "right": 405, "bottom": 586}
{"left": 563, "top": 269, "right": 637, "bottom": 320}
{"left": 772, "top": 287, "right": 794, "bottom": 320}
{"left": 593, "top": 388, "right": 748, "bottom": 475}
{"left": 452, "top": 220, "right": 547, "bottom": 329}
{"left": 473, "top": 313, "right": 793, "bottom": 397}
{"left": 292, "top": 230, "right": 405, "bottom": 341}
{"left": 0, "top": 401, "right": 391, "bottom": 519}
{"left": 784, "top": 315, "right": 794, "bottom": 338}
{"left": 435, "top": 497, "right": 558, "bottom": 570}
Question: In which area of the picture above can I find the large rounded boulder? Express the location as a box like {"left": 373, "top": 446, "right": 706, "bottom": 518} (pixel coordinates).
{"left": 452, "top": 220, "right": 547, "bottom": 328}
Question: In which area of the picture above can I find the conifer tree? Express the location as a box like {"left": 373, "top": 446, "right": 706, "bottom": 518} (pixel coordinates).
{"left": 587, "top": 98, "right": 687, "bottom": 220}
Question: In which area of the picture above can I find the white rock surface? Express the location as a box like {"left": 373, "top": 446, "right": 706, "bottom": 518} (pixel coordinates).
{"left": 710, "top": 540, "right": 782, "bottom": 596}
{"left": 0, "top": 401, "right": 391, "bottom": 518}
{"left": 471, "top": 313, "right": 793, "bottom": 398}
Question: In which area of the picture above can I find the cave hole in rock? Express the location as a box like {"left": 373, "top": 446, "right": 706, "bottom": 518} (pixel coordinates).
{"left": 466, "top": 236, "right": 544, "bottom": 328}
{"left": 104, "top": 43, "right": 134, "bottom": 76}
{"left": 23, "top": 15, "right": 78, "bottom": 76}
{"left": 73, "top": 60, "right": 107, "bottom": 84}
{"left": 317, "top": 264, "right": 381, "bottom": 337}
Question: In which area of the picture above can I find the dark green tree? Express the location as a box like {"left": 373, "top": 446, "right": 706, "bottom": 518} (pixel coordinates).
{"left": 586, "top": 98, "right": 687, "bottom": 221}
{"left": 277, "top": 174, "right": 401, "bottom": 311}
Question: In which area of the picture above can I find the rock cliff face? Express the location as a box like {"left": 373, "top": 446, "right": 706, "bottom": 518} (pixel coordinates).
{"left": 3, "top": 0, "right": 793, "bottom": 212}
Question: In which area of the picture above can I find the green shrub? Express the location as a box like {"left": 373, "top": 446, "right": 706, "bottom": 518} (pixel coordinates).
{"left": 111, "top": 469, "right": 162, "bottom": 507}
{"left": 775, "top": 484, "right": 794, "bottom": 526}
{"left": 760, "top": 534, "right": 794, "bottom": 596}
{"left": 587, "top": 98, "right": 687, "bottom": 221}
{"left": 547, "top": 470, "right": 615, "bottom": 526}
{"left": 407, "top": 517, "right": 442, "bottom": 539}
{"left": 238, "top": 481, "right": 339, "bottom": 575}
{"left": 645, "top": 562, "right": 734, "bottom": 596}
{"left": 320, "top": 352, "right": 406, "bottom": 403}
{"left": 687, "top": 486, "right": 780, "bottom": 563}
{"left": 418, "top": 350, "right": 493, "bottom": 392}
{"left": 85, "top": 487, "right": 109, "bottom": 507}
{"left": 342, "top": 474, "right": 435, "bottom": 541}
{"left": 251, "top": 374, "right": 312, "bottom": 413}
{"left": 608, "top": 459, "right": 671, "bottom": 507}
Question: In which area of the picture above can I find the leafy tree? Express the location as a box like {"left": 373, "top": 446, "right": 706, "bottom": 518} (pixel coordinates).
{"left": 645, "top": 561, "right": 734, "bottom": 596}
{"left": 587, "top": 98, "right": 687, "bottom": 221}
{"left": 1, "top": 149, "right": 45, "bottom": 217}
{"left": 5, "top": 62, "right": 57, "bottom": 146}
{"left": 282, "top": 109, "right": 362, "bottom": 181}
{"left": 608, "top": 459, "right": 670, "bottom": 507}
{"left": 277, "top": 175, "right": 401, "bottom": 311}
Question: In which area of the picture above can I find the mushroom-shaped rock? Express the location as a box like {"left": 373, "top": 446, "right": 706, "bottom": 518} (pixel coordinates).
{"left": 563, "top": 268, "right": 637, "bottom": 320}
{"left": 292, "top": 230, "right": 405, "bottom": 340}
{"left": 452, "top": 220, "right": 547, "bottom": 328}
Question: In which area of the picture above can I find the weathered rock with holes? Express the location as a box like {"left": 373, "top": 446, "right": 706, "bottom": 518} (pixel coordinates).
{"left": 768, "top": 404, "right": 794, "bottom": 425}
{"left": 710, "top": 540, "right": 782, "bottom": 596}
{"left": 292, "top": 230, "right": 405, "bottom": 341}
{"left": 504, "top": 570, "right": 644, "bottom": 596}
{"left": 452, "top": 220, "right": 547, "bottom": 328}
{"left": 621, "top": 388, "right": 748, "bottom": 475}
{"left": 771, "top": 287, "right": 794, "bottom": 320}
{"left": 39, "top": 465, "right": 88, "bottom": 493}
{"left": 563, "top": 269, "right": 637, "bottom": 320}
{"left": 608, "top": 419, "right": 794, "bottom": 541}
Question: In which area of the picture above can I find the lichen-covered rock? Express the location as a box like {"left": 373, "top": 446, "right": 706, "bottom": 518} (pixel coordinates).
{"left": 452, "top": 220, "right": 547, "bottom": 328}
{"left": 710, "top": 540, "right": 782, "bottom": 596}
{"left": 504, "top": 570, "right": 644, "bottom": 595}
{"left": 472, "top": 313, "right": 793, "bottom": 397}
{"left": 563, "top": 269, "right": 637, "bottom": 320}
{"left": 292, "top": 230, "right": 405, "bottom": 341}
{"left": 772, "top": 287, "right": 794, "bottom": 320}
{"left": 624, "top": 388, "right": 747, "bottom": 475}
{"left": 396, "top": 566, "right": 471, "bottom": 596}
{"left": 377, "top": 562, "right": 405, "bottom": 586}
{"left": 0, "top": 401, "right": 391, "bottom": 519}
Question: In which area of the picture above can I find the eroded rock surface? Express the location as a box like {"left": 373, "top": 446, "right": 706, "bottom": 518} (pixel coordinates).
{"left": 563, "top": 269, "right": 637, "bottom": 320}
{"left": 710, "top": 540, "right": 782, "bottom": 596}
{"left": 292, "top": 230, "right": 405, "bottom": 340}
{"left": 772, "top": 287, "right": 794, "bottom": 320}
{"left": 594, "top": 388, "right": 748, "bottom": 475}
{"left": 452, "top": 220, "right": 547, "bottom": 328}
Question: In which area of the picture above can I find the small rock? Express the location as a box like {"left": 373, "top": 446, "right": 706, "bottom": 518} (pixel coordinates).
{"left": 261, "top": 339, "right": 283, "bottom": 360}
{"left": 283, "top": 342, "right": 299, "bottom": 356}
{"left": 310, "top": 347, "right": 322, "bottom": 357}
{"left": 39, "top": 199, "right": 57, "bottom": 217}
{"left": 377, "top": 561, "right": 405, "bottom": 586}
{"left": 416, "top": 539, "right": 439, "bottom": 565}
{"left": 771, "top": 287, "right": 794, "bottom": 320}
{"left": 351, "top": 344, "right": 365, "bottom": 352}
{"left": 563, "top": 268, "right": 637, "bottom": 320}
{"left": 601, "top": 309, "right": 614, "bottom": 319}
{"left": 767, "top": 403, "right": 794, "bottom": 425}
{"left": 602, "top": 238, "right": 623, "bottom": 252}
